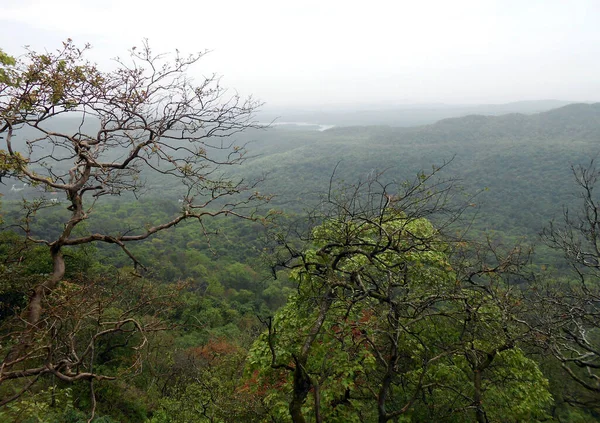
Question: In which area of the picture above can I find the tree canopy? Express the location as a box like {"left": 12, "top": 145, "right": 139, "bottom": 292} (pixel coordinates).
{"left": 1, "top": 40, "right": 600, "bottom": 423}
{"left": 247, "top": 172, "right": 551, "bottom": 422}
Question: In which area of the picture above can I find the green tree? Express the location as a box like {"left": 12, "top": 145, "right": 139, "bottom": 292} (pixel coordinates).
{"left": 248, "top": 170, "right": 552, "bottom": 422}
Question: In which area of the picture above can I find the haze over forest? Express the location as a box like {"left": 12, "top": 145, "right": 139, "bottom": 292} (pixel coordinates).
{"left": 2, "top": 0, "right": 600, "bottom": 107}
{"left": 2, "top": 1, "right": 600, "bottom": 423}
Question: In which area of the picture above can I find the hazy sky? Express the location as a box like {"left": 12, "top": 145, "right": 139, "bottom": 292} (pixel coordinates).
{"left": 1, "top": 0, "right": 599, "bottom": 108}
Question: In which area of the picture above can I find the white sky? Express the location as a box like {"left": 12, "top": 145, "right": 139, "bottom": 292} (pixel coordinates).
{"left": 1, "top": 0, "right": 599, "bottom": 108}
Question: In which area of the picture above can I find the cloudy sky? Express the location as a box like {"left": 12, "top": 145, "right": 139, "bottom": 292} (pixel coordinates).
{"left": 1, "top": 0, "right": 599, "bottom": 108}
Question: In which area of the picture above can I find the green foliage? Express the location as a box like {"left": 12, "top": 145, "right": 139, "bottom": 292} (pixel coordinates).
{"left": 248, "top": 209, "right": 553, "bottom": 422}
{"left": 0, "top": 387, "right": 119, "bottom": 423}
{"left": 415, "top": 341, "right": 552, "bottom": 422}
{"left": 0, "top": 48, "right": 16, "bottom": 86}
{"left": 2, "top": 95, "right": 600, "bottom": 421}
{"left": 248, "top": 294, "right": 377, "bottom": 422}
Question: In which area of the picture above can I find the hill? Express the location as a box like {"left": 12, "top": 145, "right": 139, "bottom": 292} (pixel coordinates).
{"left": 256, "top": 99, "right": 576, "bottom": 127}
{"left": 238, "top": 103, "right": 600, "bottom": 236}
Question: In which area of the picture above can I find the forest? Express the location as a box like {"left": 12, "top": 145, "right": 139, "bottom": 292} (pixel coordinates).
{"left": 1, "top": 42, "right": 600, "bottom": 423}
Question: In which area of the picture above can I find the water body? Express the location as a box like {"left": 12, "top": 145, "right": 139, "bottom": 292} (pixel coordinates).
{"left": 262, "top": 121, "right": 336, "bottom": 131}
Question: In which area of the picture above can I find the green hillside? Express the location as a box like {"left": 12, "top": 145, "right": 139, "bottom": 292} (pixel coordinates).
{"left": 237, "top": 103, "right": 600, "bottom": 236}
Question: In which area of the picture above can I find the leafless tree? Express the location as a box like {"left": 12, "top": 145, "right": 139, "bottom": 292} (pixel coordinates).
{"left": 0, "top": 40, "right": 267, "bottom": 399}
{"left": 535, "top": 160, "right": 600, "bottom": 408}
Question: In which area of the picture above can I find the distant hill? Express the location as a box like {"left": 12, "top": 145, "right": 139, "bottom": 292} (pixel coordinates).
{"left": 428, "top": 102, "right": 600, "bottom": 139}
{"left": 257, "top": 100, "right": 577, "bottom": 127}
{"left": 239, "top": 103, "right": 600, "bottom": 236}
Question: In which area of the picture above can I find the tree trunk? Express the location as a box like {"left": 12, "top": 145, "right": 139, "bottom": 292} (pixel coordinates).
{"left": 288, "top": 289, "right": 334, "bottom": 423}
{"left": 473, "top": 369, "right": 487, "bottom": 423}
{"left": 27, "top": 189, "right": 82, "bottom": 326}
{"left": 378, "top": 361, "right": 395, "bottom": 423}
{"left": 27, "top": 244, "right": 65, "bottom": 325}
{"left": 313, "top": 381, "right": 322, "bottom": 423}
{"left": 289, "top": 356, "right": 311, "bottom": 423}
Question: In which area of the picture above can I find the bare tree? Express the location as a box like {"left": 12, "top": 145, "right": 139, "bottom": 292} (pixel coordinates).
{"left": 535, "top": 160, "right": 600, "bottom": 409}
{"left": 0, "top": 40, "right": 266, "bottom": 397}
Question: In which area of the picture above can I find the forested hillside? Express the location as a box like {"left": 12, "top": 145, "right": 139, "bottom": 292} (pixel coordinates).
{"left": 2, "top": 43, "right": 600, "bottom": 423}
{"left": 239, "top": 103, "right": 600, "bottom": 236}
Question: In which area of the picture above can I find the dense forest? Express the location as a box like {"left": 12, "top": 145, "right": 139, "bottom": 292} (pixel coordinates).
{"left": 1, "top": 42, "right": 600, "bottom": 423}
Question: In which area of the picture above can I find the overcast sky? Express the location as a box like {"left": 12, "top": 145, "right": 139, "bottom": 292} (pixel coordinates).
{"left": 1, "top": 0, "right": 599, "bottom": 108}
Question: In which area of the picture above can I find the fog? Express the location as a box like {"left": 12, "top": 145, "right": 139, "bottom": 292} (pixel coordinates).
{"left": 1, "top": 0, "right": 599, "bottom": 108}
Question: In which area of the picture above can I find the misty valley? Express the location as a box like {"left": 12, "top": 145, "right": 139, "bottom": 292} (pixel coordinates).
{"left": 2, "top": 42, "right": 600, "bottom": 423}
